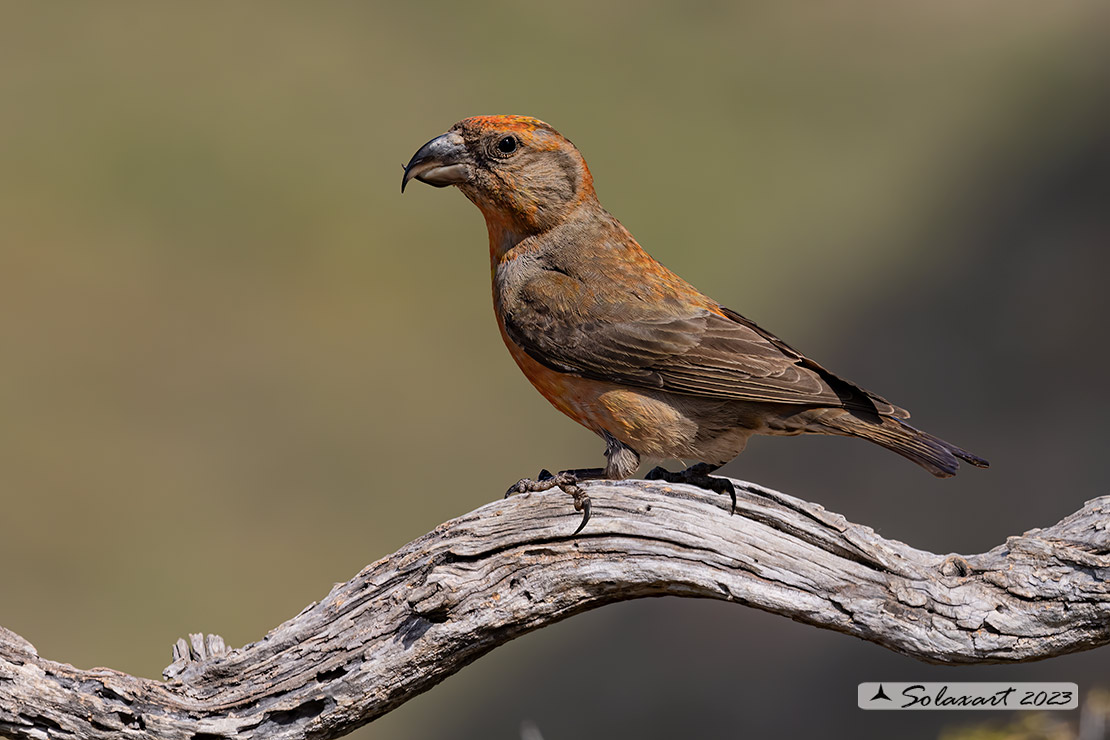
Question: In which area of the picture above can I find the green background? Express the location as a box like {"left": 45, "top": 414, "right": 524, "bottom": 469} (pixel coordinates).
{"left": 2, "top": 3, "right": 1108, "bottom": 738}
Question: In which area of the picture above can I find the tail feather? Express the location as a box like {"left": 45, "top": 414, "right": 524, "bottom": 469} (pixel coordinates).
{"left": 823, "top": 413, "right": 989, "bottom": 478}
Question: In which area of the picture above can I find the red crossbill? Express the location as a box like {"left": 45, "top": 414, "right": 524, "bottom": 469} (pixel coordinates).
{"left": 402, "top": 115, "right": 987, "bottom": 533}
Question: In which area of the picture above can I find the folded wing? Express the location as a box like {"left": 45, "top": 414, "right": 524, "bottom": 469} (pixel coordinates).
{"left": 504, "top": 276, "right": 907, "bottom": 419}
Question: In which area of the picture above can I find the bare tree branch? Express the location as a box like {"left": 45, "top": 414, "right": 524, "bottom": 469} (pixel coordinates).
{"left": 2, "top": 479, "right": 1108, "bottom": 739}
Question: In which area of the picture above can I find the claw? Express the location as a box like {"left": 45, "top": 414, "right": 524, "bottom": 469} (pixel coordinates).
{"left": 503, "top": 470, "right": 594, "bottom": 536}
{"left": 645, "top": 463, "right": 736, "bottom": 514}
{"left": 717, "top": 479, "right": 737, "bottom": 515}
{"left": 571, "top": 494, "right": 592, "bottom": 536}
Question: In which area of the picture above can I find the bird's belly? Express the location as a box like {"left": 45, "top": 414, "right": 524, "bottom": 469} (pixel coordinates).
{"left": 501, "top": 330, "right": 752, "bottom": 464}
{"left": 595, "top": 387, "right": 756, "bottom": 464}
{"left": 501, "top": 333, "right": 633, "bottom": 435}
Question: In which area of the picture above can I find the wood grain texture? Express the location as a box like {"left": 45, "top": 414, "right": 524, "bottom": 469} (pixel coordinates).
{"left": 2, "top": 479, "right": 1108, "bottom": 739}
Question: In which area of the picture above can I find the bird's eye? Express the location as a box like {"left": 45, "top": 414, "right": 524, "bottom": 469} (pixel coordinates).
{"left": 496, "top": 135, "right": 518, "bottom": 155}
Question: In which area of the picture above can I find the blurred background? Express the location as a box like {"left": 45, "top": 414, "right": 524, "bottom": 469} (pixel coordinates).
{"left": 2, "top": 2, "right": 1108, "bottom": 738}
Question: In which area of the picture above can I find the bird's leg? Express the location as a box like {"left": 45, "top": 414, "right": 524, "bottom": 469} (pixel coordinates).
{"left": 645, "top": 462, "right": 737, "bottom": 514}
{"left": 504, "top": 433, "right": 638, "bottom": 536}
{"left": 505, "top": 467, "right": 604, "bottom": 535}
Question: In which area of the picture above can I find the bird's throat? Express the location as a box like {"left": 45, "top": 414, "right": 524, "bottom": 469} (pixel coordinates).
{"left": 484, "top": 212, "right": 544, "bottom": 266}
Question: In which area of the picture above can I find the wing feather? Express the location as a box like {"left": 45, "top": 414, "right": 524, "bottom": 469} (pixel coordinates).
{"left": 503, "top": 272, "right": 907, "bottom": 418}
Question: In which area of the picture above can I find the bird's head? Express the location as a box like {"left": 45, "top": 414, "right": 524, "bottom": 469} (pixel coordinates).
{"left": 402, "top": 115, "right": 596, "bottom": 239}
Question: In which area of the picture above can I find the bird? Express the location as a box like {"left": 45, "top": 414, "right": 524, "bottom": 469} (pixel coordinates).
{"left": 402, "top": 115, "right": 987, "bottom": 533}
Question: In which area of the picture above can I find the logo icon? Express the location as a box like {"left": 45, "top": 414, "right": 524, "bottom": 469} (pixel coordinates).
{"left": 870, "top": 685, "right": 892, "bottom": 702}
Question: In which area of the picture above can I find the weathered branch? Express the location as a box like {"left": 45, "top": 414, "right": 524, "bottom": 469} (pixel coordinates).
{"left": 2, "top": 479, "right": 1108, "bottom": 739}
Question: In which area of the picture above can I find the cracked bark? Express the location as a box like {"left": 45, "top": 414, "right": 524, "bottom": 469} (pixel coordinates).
{"left": 1, "top": 478, "right": 1108, "bottom": 739}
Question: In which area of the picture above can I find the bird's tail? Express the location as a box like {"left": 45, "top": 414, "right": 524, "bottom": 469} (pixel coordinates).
{"left": 821, "top": 412, "right": 989, "bottom": 478}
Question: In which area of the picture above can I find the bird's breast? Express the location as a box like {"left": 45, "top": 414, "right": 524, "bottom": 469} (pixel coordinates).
{"left": 492, "top": 307, "right": 734, "bottom": 462}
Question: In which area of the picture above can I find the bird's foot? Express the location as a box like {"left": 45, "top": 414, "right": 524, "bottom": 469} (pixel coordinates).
{"left": 645, "top": 462, "right": 736, "bottom": 514}
{"left": 505, "top": 469, "right": 592, "bottom": 535}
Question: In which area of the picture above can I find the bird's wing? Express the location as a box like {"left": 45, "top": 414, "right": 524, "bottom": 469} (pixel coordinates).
{"left": 503, "top": 276, "right": 907, "bottom": 418}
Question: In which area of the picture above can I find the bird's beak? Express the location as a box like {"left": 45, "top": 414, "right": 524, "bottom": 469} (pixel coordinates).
{"left": 401, "top": 132, "right": 473, "bottom": 193}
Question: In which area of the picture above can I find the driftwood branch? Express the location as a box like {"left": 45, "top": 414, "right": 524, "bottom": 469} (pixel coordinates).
{"left": 2, "top": 479, "right": 1108, "bottom": 739}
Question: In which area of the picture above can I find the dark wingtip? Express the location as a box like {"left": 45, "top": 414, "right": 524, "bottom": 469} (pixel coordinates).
{"left": 957, "top": 450, "right": 990, "bottom": 469}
